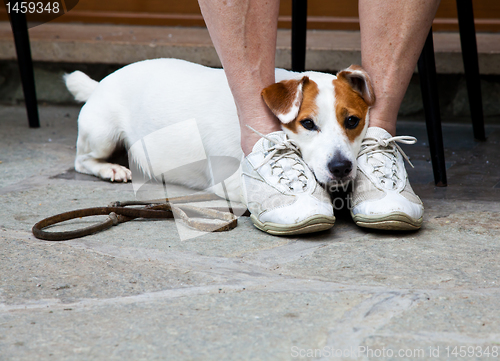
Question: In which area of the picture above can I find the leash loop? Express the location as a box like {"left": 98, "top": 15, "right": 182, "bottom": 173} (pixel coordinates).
{"left": 32, "top": 194, "right": 240, "bottom": 241}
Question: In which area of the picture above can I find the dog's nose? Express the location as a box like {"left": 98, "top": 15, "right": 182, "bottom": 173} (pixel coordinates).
{"left": 328, "top": 159, "right": 353, "bottom": 179}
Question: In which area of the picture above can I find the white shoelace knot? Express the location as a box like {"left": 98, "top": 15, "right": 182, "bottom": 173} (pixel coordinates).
{"left": 247, "top": 126, "right": 308, "bottom": 191}
{"left": 358, "top": 135, "right": 417, "bottom": 189}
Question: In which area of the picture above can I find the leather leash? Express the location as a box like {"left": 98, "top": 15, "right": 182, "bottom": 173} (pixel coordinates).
{"left": 32, "top": 193, "right": 247, "bottom": 241}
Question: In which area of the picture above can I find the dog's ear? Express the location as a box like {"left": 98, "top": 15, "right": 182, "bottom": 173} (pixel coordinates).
{"left": 261, "top": 76, "right": 309, "bottom": 124}
{"left": 336, "top": 65, "right": 375, "bottom": 106}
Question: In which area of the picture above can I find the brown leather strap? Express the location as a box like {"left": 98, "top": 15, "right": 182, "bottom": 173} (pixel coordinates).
{"left": 32, "top": 194, "right": 241, "bottom": 241}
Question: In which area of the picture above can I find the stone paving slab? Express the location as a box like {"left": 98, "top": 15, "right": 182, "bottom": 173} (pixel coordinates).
{"left": 1, "top": 105, "right": 500, "bottom": 360}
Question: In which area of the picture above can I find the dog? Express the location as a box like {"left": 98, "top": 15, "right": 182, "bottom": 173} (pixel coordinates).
{"left": 64, "top": 58, "right": 375, "bottom": 201}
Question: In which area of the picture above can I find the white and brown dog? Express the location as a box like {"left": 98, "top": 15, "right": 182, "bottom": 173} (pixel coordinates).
{"left": 65, "top": 58, "right": 374, "bottom": 201}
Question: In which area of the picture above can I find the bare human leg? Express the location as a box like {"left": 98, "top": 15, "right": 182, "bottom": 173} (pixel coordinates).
{"left": 198, "top": 0, "right": 281, "bottom": 155}
{"left": 359, "top": 0, "right": 441, "bottom": 136}
{"left": 351, "top": 0, "right": 441, "bottom": 231}
{"left": 198, "top": 0, "right": 335, "bottom": 235}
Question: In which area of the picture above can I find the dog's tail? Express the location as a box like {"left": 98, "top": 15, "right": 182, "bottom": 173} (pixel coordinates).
{"left": 63, "top": 71, "right": 99, "bottom": 103}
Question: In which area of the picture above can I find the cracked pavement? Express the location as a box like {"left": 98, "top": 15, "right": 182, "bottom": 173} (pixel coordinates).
{"left": 1, "top": 105, "right": 500, "bottom": 360}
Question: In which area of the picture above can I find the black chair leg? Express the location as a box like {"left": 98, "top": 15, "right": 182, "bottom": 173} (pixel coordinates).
{"left": 456, "top": 0, "right": 486, "bottom": 141}
{"left": 291, "top": 0, "right": 307, "bottom": 72}
{"left": 9, "top": 9, "right": 40, "bottom": 128}
{"left": 417, "top": 28, "right": 448, "bottom": 187}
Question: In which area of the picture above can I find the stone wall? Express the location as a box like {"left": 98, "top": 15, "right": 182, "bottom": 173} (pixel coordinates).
{"left": 1, "top": 60, "right": 500, "bottom": 122}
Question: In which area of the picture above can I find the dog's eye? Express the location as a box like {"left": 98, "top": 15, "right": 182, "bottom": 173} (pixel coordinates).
{"left": 345, "top": 116, "right": 360, "bottom": 129}
{"left": 300, "top": 119, "right": 318, "bottom": 131}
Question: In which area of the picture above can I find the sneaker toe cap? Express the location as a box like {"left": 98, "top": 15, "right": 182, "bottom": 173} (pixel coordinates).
{"left": 352, "top": 191, "right": 423, "bottom": 220}
{"left": 259, "top": 193, "right": 333, "bottom": 225}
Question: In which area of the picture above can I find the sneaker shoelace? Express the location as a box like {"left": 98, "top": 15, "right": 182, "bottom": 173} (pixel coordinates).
{"left": 247, "top": 126, "right": 308, "bottom": 191}
{"left": 358, "top": 135, "right": 417, "bottom": 189}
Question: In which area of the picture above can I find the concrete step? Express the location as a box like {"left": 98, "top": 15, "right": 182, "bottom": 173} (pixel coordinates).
{"left": 1, "top": 22, "right": 500, "bottom": 119}
{"left": 1, "top": 22, "right": 500, "bottom": 74}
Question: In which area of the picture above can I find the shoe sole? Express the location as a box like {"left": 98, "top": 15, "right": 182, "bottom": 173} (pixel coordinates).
{"left": 351, "top": 211, "right": 422, "bottom": 231}
{"left": 250, "top": 214, "right": 335, "bottom": 236}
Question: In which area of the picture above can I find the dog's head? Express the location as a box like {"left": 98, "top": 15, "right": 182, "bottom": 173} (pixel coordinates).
{"left": 262, "top": 65, "right": 375, "bottom": 187}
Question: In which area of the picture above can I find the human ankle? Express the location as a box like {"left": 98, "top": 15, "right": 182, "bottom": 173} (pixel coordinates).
{"left": 368, "top": 120, "right": 396, "bottom": 137}
{"left": 239, "top": 113, "right": 281, "bottom": 155}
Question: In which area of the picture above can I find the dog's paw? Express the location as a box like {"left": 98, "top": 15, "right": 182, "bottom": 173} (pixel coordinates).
{"left": 99, "top": 164, "right": 132, "bottom": 183}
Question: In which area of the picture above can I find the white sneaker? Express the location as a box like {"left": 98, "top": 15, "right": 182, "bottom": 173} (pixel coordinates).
{"left": 241, "top": 131, "right": 335, "bottom": 235}
{"left": 350, "top": 127, "right": 424, "bottom": 230}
